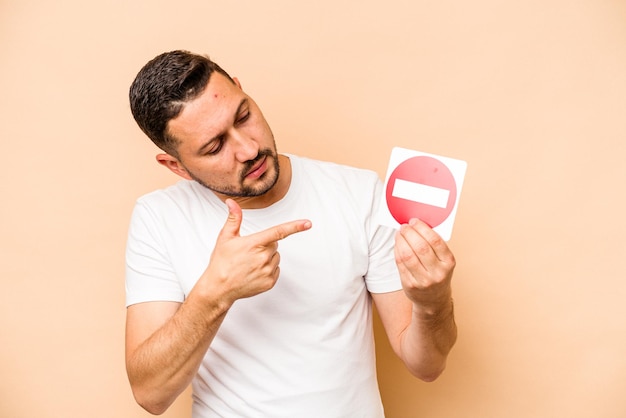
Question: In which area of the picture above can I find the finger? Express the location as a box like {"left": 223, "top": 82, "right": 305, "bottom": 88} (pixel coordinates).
{"left": 395, "top": 229, "right": 427, "bottom": 272}
{"left": 395, "top": 222, "right": 444, "bottom": 275}
{"left": 251, "top": 219, "right": 312, "bottom": 246}
{"left": 406, "top": 218, "right": 453, "bottom": 263}
{"left": 218, "top": 199, "right": 243, "bottom": 239}
{"left": 398, "top": 222, "right": 435, "bottom": 259}
{"left": 394, "top": 251, "right": 419, "bottom": 281}
{"left": 272, "top": 251, "right": 281, "bottom": 270}
{"left": 395, "top": 225, "right": 455, "bottom": 285}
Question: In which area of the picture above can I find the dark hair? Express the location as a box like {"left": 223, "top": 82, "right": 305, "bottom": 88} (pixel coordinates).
{"left": 129, "top": 50, "right": 234, "bottom": 156}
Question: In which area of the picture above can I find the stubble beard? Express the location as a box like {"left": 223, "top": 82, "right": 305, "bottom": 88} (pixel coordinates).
{"left": 188, "top": 148, "right": 280, "bottom": 198}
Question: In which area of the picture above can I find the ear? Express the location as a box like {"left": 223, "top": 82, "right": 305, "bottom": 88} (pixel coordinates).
{"left": 232, "top": 76, "right": 242, "bottom": 89}
{"left": 155, "top": 153, "right": 193, "bottom": 180}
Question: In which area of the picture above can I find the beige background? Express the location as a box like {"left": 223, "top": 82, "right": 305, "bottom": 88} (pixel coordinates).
{"left": 2, "top": 0, "right": 625, "bottom": 417}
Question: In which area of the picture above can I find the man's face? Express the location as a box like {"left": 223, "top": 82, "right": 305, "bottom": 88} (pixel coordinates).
{"left": 163, "top": 73, "right": 280, "bottom": 199}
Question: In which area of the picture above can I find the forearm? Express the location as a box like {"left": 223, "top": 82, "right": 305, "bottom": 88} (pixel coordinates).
{"left": 126, "top": 293, "right": 230, "bottom": 414}
{"left": 399, "top": 297, "right": 457, "bottom": 381}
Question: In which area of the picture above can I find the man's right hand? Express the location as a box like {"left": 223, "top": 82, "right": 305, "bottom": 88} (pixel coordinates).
{"left": 200, "top": 198, "right": 312, "bottom": 304}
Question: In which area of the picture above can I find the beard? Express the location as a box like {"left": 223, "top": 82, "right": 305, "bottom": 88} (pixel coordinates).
{"left": 187, "top": 148, "right": 281, "bottom": 198}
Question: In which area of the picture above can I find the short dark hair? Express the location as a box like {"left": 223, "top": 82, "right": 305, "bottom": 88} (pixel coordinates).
{"left": 129, "top": 50, "right": 234, "bottom": 156}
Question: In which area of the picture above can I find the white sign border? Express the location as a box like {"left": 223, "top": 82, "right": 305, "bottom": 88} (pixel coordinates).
{"left": 377, "top": 147, "right": 467, "bottom": 241}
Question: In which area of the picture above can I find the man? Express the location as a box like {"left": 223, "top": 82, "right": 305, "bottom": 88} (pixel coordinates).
{"left": 125, "top": 50, "right": 457, "bottom": 417}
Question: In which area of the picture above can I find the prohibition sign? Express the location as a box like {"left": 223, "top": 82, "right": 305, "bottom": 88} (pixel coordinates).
{"left": 385, "top": 155, "right": 457, "bottom": 227}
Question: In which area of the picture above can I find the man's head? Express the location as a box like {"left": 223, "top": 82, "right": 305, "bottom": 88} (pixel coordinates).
{"left": 129, "top": 50, "right": 283, "bottom": 203}
{"left": 129, "top": 50, "right": 234, "bottom": 158}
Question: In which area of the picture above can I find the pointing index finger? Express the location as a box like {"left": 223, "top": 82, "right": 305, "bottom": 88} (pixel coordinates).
{"left": 251, "top": 219, "right": 312, "bottom": 245}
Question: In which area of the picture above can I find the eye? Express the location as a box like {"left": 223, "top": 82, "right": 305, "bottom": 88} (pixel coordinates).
{"left": 205, "top": 136, "right": 225, "bottom": 155}
{"left": 236, "top": 110, "right": 250, "bottom": 124}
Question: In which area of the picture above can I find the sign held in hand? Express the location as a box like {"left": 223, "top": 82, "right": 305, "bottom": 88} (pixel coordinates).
{"left": 377, "top": 147, "right": 467, "bottom": 241}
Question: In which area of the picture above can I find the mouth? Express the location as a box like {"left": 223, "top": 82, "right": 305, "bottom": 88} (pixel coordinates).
{"left": 244, "top": 155, "right": 268, "bottom": 180}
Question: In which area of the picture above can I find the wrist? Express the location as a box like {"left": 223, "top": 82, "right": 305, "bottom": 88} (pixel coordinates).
{"left": 188, "top": 279, "right": 234, "bottom": 320}
{"left": 412, "top": 296, "right": 455, "bottom": 321}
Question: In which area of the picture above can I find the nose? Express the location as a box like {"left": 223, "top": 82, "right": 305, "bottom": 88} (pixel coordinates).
{"left": 231, "top": 129, "right": 259, "bottom": 162}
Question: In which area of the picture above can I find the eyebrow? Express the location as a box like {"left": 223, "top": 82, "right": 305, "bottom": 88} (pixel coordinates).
{"left": 197, "top": 98, "right": 249, "bottom": 155}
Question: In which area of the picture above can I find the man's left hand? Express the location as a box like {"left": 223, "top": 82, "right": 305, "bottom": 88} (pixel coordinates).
{"left": 394, "top": 218, "right": 456, "bottom": 311}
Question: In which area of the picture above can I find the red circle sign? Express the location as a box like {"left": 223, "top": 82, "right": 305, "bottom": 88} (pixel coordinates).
{"left": 385, "top": 156, "right": 457, "bottom": 227}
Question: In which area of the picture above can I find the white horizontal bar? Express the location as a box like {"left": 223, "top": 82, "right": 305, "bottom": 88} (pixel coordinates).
{"left": 392, "top": 178, "right": 450, "bottom": 208}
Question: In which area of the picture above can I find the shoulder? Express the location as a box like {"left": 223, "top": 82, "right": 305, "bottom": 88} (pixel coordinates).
{"left": 136, "top": 180, "right": 197, "bottom": 206}
{"left": 289, "top": 154, "right": 381, "bottom": 187}
{"left": 131, "top": 180, "right": 223, "bottom": 227}
{"left": 288, "top": 154, "right": 384, "bottom": 218}
{"left": 134, "top": 180, "right": 218, "bottom": 212}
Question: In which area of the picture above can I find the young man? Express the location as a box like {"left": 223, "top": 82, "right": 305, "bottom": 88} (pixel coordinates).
{"left": 125, "top": 50, "right": 457, "bottom": 417}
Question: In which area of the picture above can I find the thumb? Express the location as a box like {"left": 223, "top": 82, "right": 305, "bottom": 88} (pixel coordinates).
{"left": 219, "top": 199, "right": 243, "bottom": 239}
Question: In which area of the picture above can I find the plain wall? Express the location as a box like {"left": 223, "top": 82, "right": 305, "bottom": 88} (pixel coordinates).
{"left": 1, "top": 0, "right": 625, "bottom": 417}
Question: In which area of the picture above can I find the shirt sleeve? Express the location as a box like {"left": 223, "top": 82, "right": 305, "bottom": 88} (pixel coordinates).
{"left": 125, "top": 200, "right": 185, "bottom": 307}
{"left": 364, "top": 177, "right": 403, "bottom": 294}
